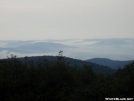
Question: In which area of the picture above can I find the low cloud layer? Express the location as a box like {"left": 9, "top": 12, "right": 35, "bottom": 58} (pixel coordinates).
{"left": 0, "top": 38, "right": 134, "bottom": 60}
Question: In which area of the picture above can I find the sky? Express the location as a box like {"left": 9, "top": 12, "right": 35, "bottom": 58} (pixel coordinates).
{"left": 0, "top": 0, "right": 134, "bottom": 40}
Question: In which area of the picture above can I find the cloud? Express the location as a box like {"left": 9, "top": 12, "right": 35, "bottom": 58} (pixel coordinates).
{"left": 0, "top": 50, "right": 9, "bottom": 59}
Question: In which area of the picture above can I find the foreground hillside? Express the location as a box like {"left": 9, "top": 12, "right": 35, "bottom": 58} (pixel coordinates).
{"left": 0, "top": 54, "right": 134, "bottom": 101}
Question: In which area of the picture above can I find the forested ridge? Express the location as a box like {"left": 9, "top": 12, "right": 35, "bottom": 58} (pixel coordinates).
{"left": 0, "top": 54, "right": 134, "bottom": 101}
{"left": 17, "top": 55, "right": 116, "bottom": 75}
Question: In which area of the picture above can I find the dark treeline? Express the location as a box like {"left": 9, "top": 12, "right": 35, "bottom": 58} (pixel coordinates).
{"left": 0, "top": 54, "right": 134, "bottom": 101}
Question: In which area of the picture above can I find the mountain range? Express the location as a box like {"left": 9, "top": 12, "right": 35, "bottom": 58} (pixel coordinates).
{"left": 86, "top": 58, "right": 133, "bottom": 69}
{"left": 0, "top": 38, "right": 134, "bottom": 61}
{"left": 1, "top": 54, "right": 133, "bottom": 74}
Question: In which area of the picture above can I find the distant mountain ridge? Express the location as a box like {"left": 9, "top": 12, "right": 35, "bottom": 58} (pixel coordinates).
{"left": 0, "top": 38, "right": 134, "bottom": 60}
{"left": 86, "top": 58, "right": 133, "bottom": 69}
{"left": 0, "top": 42, "right": 74, "bottom": 54}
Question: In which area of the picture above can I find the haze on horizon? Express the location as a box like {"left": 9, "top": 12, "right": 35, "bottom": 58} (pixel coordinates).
{"left": 0, "top": 0, "right": 134, "bottom": 40}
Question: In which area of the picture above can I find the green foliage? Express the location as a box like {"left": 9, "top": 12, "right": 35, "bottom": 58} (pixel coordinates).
{"left": 0, "top": 53, "right": 134, "bottom": 101}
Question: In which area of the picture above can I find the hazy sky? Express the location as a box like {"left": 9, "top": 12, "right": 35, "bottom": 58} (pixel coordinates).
{"left": 0, "top": 0, "right": 134, "bottom": 40}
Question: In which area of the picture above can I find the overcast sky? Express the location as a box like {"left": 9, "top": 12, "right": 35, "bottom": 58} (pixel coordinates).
{"left": 0, "top": 0, "right": 134, "bottom": 40}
